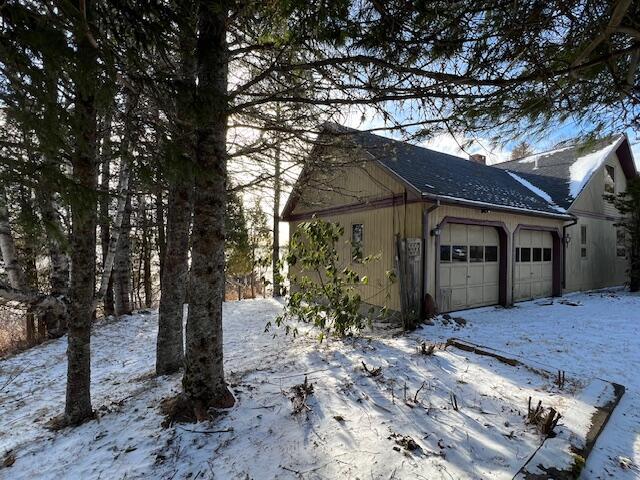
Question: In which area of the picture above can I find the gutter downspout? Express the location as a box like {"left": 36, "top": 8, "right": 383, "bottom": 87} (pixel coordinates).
{"left": 562, "top": 218, "right": 578, "bottom": 290}
{"left": 422, "top": 200, "right": 440, "bottom": 317}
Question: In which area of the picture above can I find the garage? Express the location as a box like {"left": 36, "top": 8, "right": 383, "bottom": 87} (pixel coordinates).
{"left": 514, "top": 229, "right": 553, "bottom": 301}
{"left": 438, "top": 223, "right": 500, "bottom": 311}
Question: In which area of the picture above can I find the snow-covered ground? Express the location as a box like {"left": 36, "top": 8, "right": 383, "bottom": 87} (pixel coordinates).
{"left": 0, "top": 290, "right": 638, "bottom": 479}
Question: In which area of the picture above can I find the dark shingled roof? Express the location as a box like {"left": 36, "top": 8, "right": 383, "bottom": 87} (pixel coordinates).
{"left": 337, "top": 126, "right": 571, "bottom": 217}
{"left": 492, "top": 136, "right": 625, "bottom": 209}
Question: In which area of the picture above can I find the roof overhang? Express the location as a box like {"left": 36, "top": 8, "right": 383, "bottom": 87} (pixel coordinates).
{"left": 421, "top": 192, "right": 575, "bottom": 221}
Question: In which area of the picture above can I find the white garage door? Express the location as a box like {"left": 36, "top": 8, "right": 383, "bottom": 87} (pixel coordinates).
{"left": 439, "top": 224, "right": 500, "bottom": 311}
{"left": 514, "top": 229, "right": 553, "bottom": 301}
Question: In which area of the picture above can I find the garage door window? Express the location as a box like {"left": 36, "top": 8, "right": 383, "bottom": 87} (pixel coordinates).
{"left": 532, "top": 247, "right": 542, "bottom": 262}
{"left": 543, "top": 248, "right": 552, "bottom": 261}
{"left": 520, "top": 247, "right": 531, "bottom": 262}
{"left": 440, "top": 245, "right": 451, "bottom": 262}
{"left": 485, "top": 246, "right": 498, "bottom": 262}
{"left": 470, "top": 246, "right": 484, "bottom": 262}
{"left": 452, "top": 245, "right": 467, "bottom": 262}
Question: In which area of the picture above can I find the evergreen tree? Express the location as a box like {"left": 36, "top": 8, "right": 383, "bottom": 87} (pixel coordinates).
{"left": 606, "top": 177, "right": 640, "bottom": 292}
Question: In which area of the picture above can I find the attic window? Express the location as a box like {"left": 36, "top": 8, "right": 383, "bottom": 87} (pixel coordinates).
{"left": 604, "top": 165, "right": 615, "bottom": 194}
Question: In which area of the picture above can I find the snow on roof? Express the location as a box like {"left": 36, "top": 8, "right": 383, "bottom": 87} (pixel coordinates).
{"left": 506, "top": 171, "right": 567, "bottom": 214}
{"left": 516, "top": 145, "right": 573, "bottom": 166}
{"left": 569, "top": 137, "right": 622, "bottom": 198}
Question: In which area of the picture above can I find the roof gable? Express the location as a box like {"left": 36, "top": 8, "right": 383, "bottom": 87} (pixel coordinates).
{"left": 494, "top": 135, "right": 637, "bottom": 209}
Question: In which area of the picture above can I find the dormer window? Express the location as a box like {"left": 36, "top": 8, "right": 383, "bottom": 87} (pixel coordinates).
{"left": 604, "top": 165, "right": 615, "bottom": 194}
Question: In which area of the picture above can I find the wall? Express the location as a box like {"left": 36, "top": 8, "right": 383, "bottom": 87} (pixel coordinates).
{"left": 565, "top": 152, "right": 629, "bottom": 291}
{"left": 289, "top": 202, "right": 423, "bottom": 312}
{"left": 288, "top": 145, "right": 423, "bottom": 313}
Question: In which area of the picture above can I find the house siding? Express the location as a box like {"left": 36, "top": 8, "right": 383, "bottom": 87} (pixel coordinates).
{"left": 564, "top": 152, "right": 629, "bottom": 292}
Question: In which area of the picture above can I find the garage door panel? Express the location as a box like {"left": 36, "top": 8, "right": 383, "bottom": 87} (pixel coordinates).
{"left": 450, "top": 288, "right": 467, "bottom": 308}
{"left": 450, "top": 267, "right": 468, "bottom": 287}
{"left": 483, "top": 284, "right": 499, "bottom": 303}
{"left": 517, "top": 264, "right": 531, "bottom": 280}
{"left": 483, "top": 264, "right": 499, "bottom": 283}
{"left": 468, "top": 265, "right": 484, "bottom": 285}
{"left": 451, "top": 224, "right": 468, "bottom": 244}
{"left": 467, "top": 285, "right": 484, "bottom": 305}
{"left": 468, "top": 225, "right": 484, "bottom": 244}
{"left": 439, "top": 266, "right": 451, "bottom": 287}
{"left": 542, "top": 263, "right": 552, "bottom": 279}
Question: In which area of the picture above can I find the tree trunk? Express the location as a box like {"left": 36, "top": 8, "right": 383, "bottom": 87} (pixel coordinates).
{"left": 272, "top": 138, "right": 282, "bottom": 297}
{"left": 99, "top": 110, "right": 115, "bottom": 316}
{"left": 140, "top": 197, "right": 152, "bottom": 308}
{"left": 0, "top": 188, "right": 26, "bottom": 290}
{"left": 155, "top": 174, "right": 166, "bottom": 280}
{"left": 17, "top": 187, "right": 40, "bottom": 342}
{"left": 39, "top": 191, "right": 70, "bottom": 298}
{"left": 156, "top": 5, "right": 196, "bottom": 376}
{"left": 182, "top": 0, "right": 234, "bottom": 412}
{"left": 39, "top": 52, "right": 70, "bottom": 301}
{"left": 113, "top": 191, "right": 132, "bottom": 316}
{"left": 65, "top": 0, "right": 98, "bottom": 425}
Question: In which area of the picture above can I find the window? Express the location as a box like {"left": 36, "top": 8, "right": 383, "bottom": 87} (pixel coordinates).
{"left": 351, "top": 224, "right": 364, "bottom": 262}
{"left": 470, "top": 246, "right": 484, "bottom": 263}
{"left": 520, "top": 247, "right": 531, "bottom": 262}
{"left": 452, "top": 245, "right": 467, "bottom": 262}
{"left": 543, "top": 248, "right": 552, "bottom": 262}
{"left": 440, "top": 245, "right": 452, "bottom": 263}
{"left": 580, "top": 225, "right": 587, "bottom": 258}
{"left": 515, "top": 247, "right": 520, "bottom": 262}
{"left": 532, "top": 247, "right": 542, "bottom": 262}
{"left": 604, "top": 165, "right": 615, "bottom": 194}
{"left": 485, "top": 246, "right": 498, "bottom": 262}
{"left": 617, "top": 228, "right": 626, "bottom": 257}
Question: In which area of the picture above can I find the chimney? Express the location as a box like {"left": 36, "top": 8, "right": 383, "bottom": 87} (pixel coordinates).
{"left": 469, "top": 153, "right": 486, "bottom": 165}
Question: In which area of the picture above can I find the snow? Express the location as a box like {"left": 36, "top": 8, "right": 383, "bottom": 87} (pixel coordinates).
{"left": 0, "top": 291, "right": 639, "bottom": 479}
{"left": 516, "top": 145, "right": 573, "bottom": 166}
{"left": 506, "top": 171, "right": 567, "bottom": 213}
{"left": 569, "top": 138, "right": 622, "bottom": 199}
{"left": 426, "top": 289, "right": 640, "bottom": 479}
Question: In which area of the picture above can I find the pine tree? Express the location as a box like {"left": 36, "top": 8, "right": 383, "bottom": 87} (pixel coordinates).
{"left": 606, "top": 177, "right": 640, "bottom": 292}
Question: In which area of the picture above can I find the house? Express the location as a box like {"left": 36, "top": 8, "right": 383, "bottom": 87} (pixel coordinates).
{"left": 281, "top": 125, "right": 638, "bottom": 317}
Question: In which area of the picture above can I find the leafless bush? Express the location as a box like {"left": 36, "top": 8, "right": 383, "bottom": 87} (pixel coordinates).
{"left": 0, "top": 304, "right": 28, "bottom": 358}
{"left": 527, "top": 397, "right": 562, "bottom": 436}
{"left": 290, "top": 376, "right": 314, "bottom": 414}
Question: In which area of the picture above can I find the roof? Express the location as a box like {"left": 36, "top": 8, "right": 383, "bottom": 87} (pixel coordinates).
{"left": 492, "top": 135, "right": 635, "bottom": 209}
{"left": 329, "top": 125, "right": 572, "bottom": 218}
{"left": 283, "top": 125, "right": 637, "bottom": 221}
